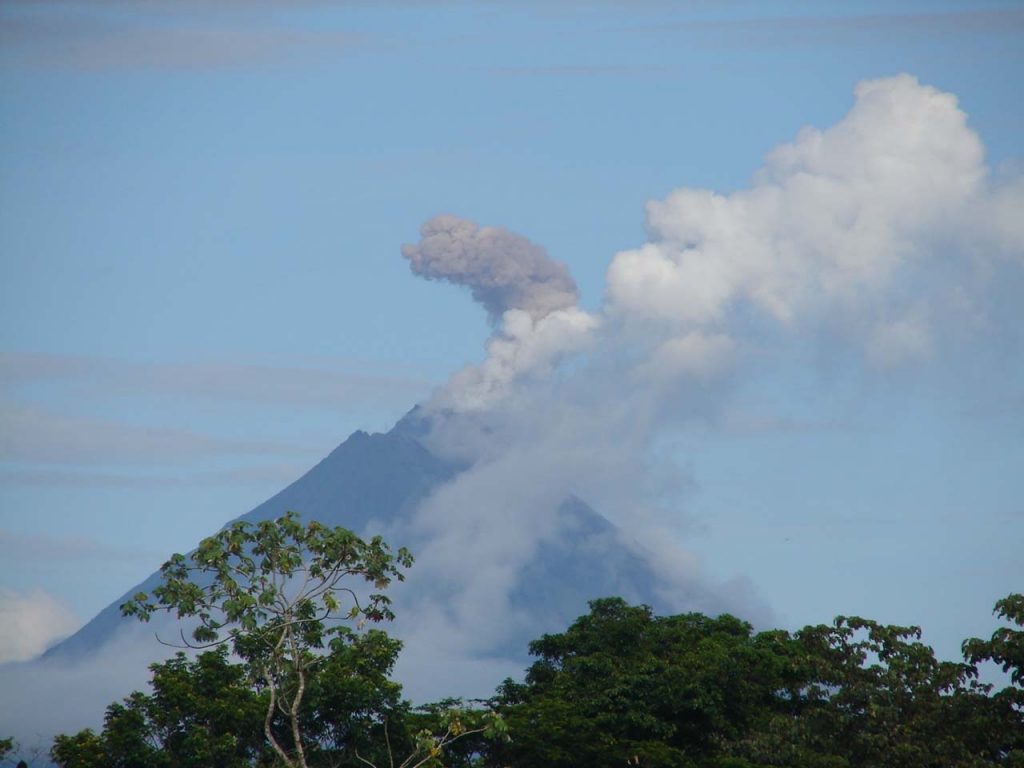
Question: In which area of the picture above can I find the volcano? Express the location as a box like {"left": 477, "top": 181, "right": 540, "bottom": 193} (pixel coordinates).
{"left": 43, "top": 408, "right": 670, "bottom": 672}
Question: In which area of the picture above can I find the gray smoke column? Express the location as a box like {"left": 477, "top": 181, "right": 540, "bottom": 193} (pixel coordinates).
{"left": 402, "top": 214, "right": 579, "bottom": 322}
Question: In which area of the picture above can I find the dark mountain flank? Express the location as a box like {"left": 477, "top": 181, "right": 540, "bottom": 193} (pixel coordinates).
{"left": 44, "top": 410, "right": 667, "bottom": 663}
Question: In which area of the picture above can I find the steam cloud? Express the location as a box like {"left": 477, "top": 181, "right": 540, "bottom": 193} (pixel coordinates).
{"left": 401, "top": 214, "right": 580, "bottom": 322}
{"left": 401, "top": 216, "right": 599, "bottom": 411}
{"left": 0, "top": 588, "right": 80, "bottom": 664}
{"left": 0, "top": 621, "right": 174, "bottom": 752}
{"left": 605, "top": 74, "right": 1019, "bottom": 370}
{"left": 414, "top": 75, "right": 1022, "bottom": 416}
{"left": 385, "top": 74, "right": 1023, "bottom": 695}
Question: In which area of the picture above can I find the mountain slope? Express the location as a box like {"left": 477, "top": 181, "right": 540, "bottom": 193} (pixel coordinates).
{"left": 44, "top": 411, "right": 668, "bottom": 666}
{"left": 44, "top": 420, "right": 457, "bottom": 660}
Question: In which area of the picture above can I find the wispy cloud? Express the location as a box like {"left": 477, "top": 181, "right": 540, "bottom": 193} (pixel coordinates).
{"left": 0, "top": 529, "right": 165, "bottom": 564}
{"left": 637, "top": 8, "right": 1024, "bottom": 49}
{"left": 0, "top": 352, "right": 431, "bottom": 481}
{"left": 0, "top": 352, "right": 436, "bottom": 410}
{"left": 0, "top": 462, "right": 308, "bottom": 489}
{"left": 0, "top": 4, "right": 357, "bottom": 71}
{"left": 0, "top": 403, "right": 304, "bottom": 465}
{"left": 0, "top": 587, "right": 80, "bottom": 663}
{"left": 713, "top": 409, "right": 856, "bottom": 438}
{"left": 486, "top": 64, "right": 674, "bottom": 78}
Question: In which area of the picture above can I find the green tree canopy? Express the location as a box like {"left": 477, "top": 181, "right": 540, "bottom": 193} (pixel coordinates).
{"left": 47, "top": 511, "right": 1020, "bottom": 768}
{"left": 492, "top": 594, "right": 1024, "bottom": 768}
{"left": 118, "top": 512, "right": 412, "bottom": 768}
{"left": 493, "top": 597, "right": 793, "bottom": 767}
{"left": 54, "top": 512, "right": 504, "bottom": 768}
{"left": 51, "top": 647, "right": 268, "bottom": 768}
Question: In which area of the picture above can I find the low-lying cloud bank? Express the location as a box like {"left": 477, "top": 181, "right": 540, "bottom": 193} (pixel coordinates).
{"left": 0, "top": 622, "right": 174, "bottom": 752}
{"left": 0, "top": 587, "right": 80, "bottom": 664}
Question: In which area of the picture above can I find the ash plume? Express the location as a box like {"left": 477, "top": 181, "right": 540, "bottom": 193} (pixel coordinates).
{"left": 401, "top": 214, "right": 580, "bottom": 322}
{"left": 393, "top": 74, "right": 1024, "bottom": 679}
{"left": 415, "top": 75, "right": 1023, "bottom": 417}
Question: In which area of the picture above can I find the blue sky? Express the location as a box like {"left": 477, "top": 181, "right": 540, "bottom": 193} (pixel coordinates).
{"left": 1, "top": 0, "right": 1022, "bottom": 673}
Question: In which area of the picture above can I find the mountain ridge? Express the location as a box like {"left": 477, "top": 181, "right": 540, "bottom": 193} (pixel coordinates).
{"left": 43, "top": 409, "right": 669, "bottom": 665}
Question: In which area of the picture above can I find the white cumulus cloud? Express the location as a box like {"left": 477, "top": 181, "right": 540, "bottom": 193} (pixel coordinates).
{"left": 423, "top": 74, "right": 1022, "bottom": 415}
{"left": 0, "top": 587, "right": 81, "bottom": 663}
{"left": 388, "top": 75, "right": 1024, "bottom": 681}
{"left": 606, "top": 73, "right": 1019, "bottom": 368}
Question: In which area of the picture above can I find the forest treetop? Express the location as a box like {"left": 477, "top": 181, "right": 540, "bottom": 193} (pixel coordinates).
{"left": 6, "top": 512, "right": 1018, "bottom": 768}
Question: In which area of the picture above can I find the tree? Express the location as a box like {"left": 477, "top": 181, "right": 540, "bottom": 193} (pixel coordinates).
{"left": 119, "top": 512, "right": 413, "bottom": 768}
{"left": 51, "top": 647, "right": 269, "bottom": 768}
{"left": 963, "top": 593, "right": 1024, "bottom": 688}
{"left": 49, "top": 636, "right": 409, "bottom": 768}
{"left": 1, "top": 737, "right": 44, "bottom": 768}
{"left": 50, "top": 639, "right": 504, "bottom": 768}
{"left": 50, "top": 731, "right": 107, "bottom": 768}
{"left": 357, "top": 699, "right": 507, "bottom": 768}
{"left": 294, "top": 627, "right": 405, "bottom": 763}
{"left": 492, "top": 597, "right": 791, "bottom": 768}
{"left": 492, "top": 596, "right": 1024, "bottom": 768}
{"left": 766, "top": 616, "right": 999, "bottom": 767}
{"left": 961, "top": 593, "right": 1024, "bottom": 765}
